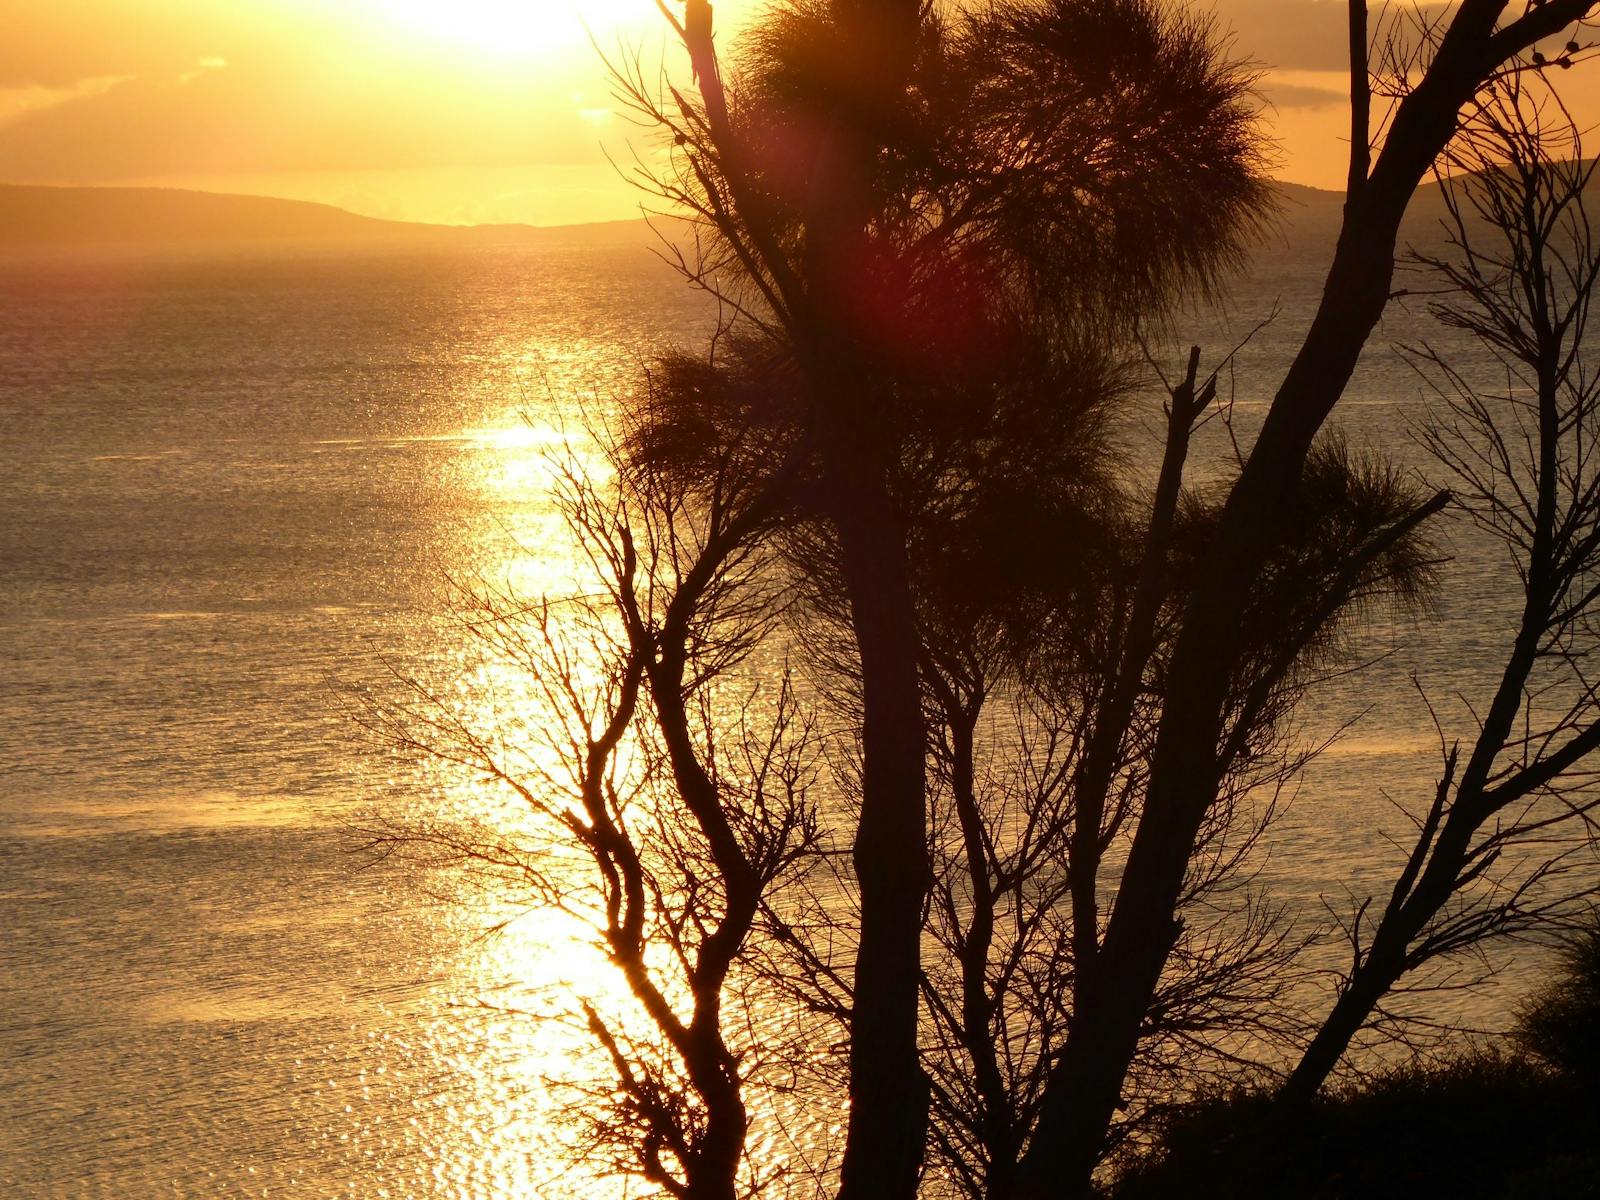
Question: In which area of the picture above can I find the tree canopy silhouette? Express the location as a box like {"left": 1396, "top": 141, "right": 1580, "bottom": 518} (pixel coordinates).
{"left": 374, "top": 1, "right": 1600, "bottom": 1197}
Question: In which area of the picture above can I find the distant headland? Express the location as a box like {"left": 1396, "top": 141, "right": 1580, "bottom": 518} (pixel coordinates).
{"left": 0, "top": 178, "right": 1487, "bottom": 255}
{"left": 0, "top": 183, "right": 652, "bottom": 249}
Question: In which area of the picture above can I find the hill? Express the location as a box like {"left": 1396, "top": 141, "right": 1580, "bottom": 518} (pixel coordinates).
{"left": 0, "top": 176, "right": 1524, "bottom": 257}
{"left": 0, "top": 184, "right": 650, "bottom": 249}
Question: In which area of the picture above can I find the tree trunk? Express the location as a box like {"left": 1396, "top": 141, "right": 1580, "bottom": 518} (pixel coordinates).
{"left": 802, "top": 9, "right": 933, "bottom": 1195}
{"left": 815, "top": 378, "right": 932, "bottom": 1200}
{"left": 1010, "top": 5, "right": 1550, "bottom": 1191}
{"left": 1279, "top": 946, "right": 1405, "bottom": 1107}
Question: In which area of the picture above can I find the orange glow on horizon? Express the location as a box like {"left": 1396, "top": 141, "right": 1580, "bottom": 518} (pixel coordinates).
{"left": 354, "top": 0, "right": 673, "bottom": 59}
{"left": 2, "top": 1, "right": 1597, "bottom": 226}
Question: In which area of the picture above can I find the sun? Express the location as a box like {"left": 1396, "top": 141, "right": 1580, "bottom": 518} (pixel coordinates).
{"left": 360, "top": 0, "right": 653, "bottom": 59}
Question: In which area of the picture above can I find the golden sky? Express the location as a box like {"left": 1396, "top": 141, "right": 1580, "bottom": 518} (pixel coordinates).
{"left": 1, "top": 1, "right": 1595, "bottom": 227}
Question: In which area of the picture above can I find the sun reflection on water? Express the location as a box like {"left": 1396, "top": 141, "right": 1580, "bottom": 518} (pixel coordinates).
{"left": 391, "top": 411, "right": 855, "bottom": 1196}
{"left": 385, "top": 414, "right": 663, "bottom": 1198}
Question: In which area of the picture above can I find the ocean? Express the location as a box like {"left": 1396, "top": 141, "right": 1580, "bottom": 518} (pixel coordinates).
{"left": 0, "top": 221, "right": 1572, "bottom": 1196}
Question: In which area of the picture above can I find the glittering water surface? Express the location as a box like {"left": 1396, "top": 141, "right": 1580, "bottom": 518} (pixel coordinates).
{"left": 0, "top": 224, "right": 1576, "bottom": 1197}
{"left": 1, "top": 238, "right": 721, "bottom": 1198}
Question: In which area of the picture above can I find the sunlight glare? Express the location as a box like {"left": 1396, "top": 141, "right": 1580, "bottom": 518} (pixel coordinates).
{"left": 359, "top": 0, "right": 654, "bottom": 59}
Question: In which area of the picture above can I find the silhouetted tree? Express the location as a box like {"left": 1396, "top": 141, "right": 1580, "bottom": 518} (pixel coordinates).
{"left": 377, "top": 1, "right": 1600, "bottom": 1197}
{"left": 622, "top": 2, "right": 1271, "bottom": 1193}
{"left": 1280, "top": 58, "right": 1600, "bottom": 1109}
{"left": 912, "top": 413, "right": 1443, "bottom": 1196}
{"left": 363, "top": 333, "right": 843, "bottom": 1199}
{"left": 1008, "top": 6, "right": 1600, "bottom": 1194}
{"left": 630, "top": 0, "right": 1599, "bottom": 1192}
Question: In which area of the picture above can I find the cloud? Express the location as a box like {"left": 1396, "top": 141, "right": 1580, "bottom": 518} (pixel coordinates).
{"left": 1214, "top": 1, "right": 1454, "bottom": 72}
{"left": 0, "top": 5, "right": 623, "bottom": 182}
{"left": 0, "top": 0, "right": 1480, "bottom": 191}
{"left": 0, "top": 2, "right": 255, "bottom": 88}
{"left": 0, "top": 67, "right": 610, "bottom": 180}
{"left": 0, "top": 75, "right": 130, "bottom": 127}
{"left": 1264, "top": 83, "right": 1348, "bottom": 110}
{"left": 1256, "top": 70, "right": 1352, "bottom": 112}
{"left": 177, "top": 56, "right": 228, "bottom": 85}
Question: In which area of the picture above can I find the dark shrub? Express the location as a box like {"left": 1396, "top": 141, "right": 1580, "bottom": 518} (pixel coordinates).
{"left": 1516, "top": 910, "right": 1600, "bottom": 1092}
{"left": 1113, "top": 1053, "right": 1595, "bottom": 1200}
